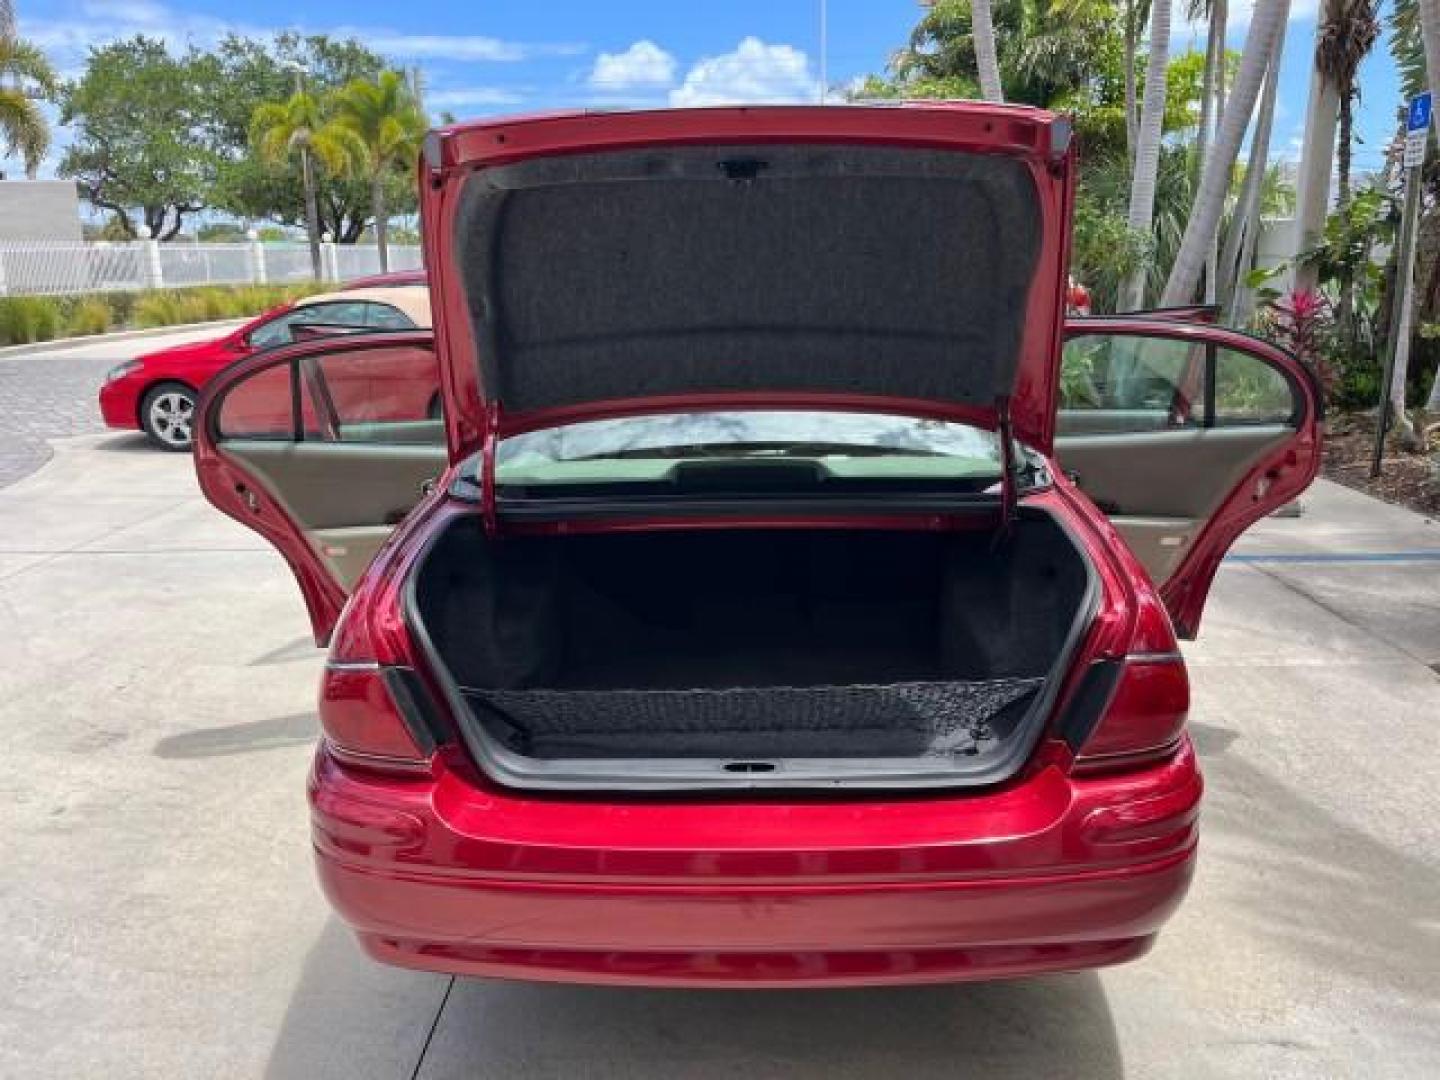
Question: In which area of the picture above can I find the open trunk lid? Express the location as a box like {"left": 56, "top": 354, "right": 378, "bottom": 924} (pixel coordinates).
{"left": 419, "top": 105, "right": 1077, "bottom": 461}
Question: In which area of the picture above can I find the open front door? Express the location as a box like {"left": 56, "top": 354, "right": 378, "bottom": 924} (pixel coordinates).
{"left": 1056, "top": 319, "right": 1321, "bottom": 638}
{"left": 193, "top": 332, "right": 447, "bottom": 644}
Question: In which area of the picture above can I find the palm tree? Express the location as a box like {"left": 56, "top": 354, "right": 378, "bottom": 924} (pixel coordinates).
{"left": 971, "top": 0, "right": 1004, "bottom": 101}
{"left": 251, "top": 89, "right": 362, "bottom": 280}
{"left": 1317, "top": 0, "right": 1379, "bottom": 214}
{"left": 1161, "top": 0, "right": 1292, "bottom": 305}
{"left": 1120, "top": 0, "right": 1171, "bottom": 309}
{"left": 333, "top": 71, "right": 426, "bottom": 271}
{"left": 1121, "top": 0, "right": 1151, "bottom": 162}
{"left": 1196, "top": 0, "right": 1229, "bottom": 300}
{"left": 0, "top": 37, "right": 57, "bottom": 179}
{"left": 1316, "top": 0, "right": 1380, "bottom": 351}
{"left": 1219, "top": 35, "right": 1286, "bottom": 321}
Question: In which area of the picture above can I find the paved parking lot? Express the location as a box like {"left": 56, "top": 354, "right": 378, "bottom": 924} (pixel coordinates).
{"left": 0, "top": 326, "right": 240, "bottom": 486}
{"left": 1, "top": 337, "right": 1438, "bottom": 1078}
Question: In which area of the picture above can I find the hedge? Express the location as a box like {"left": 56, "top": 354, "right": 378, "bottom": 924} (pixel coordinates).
{"left": 0, "top": 283, "right": 329, "bottom": 347}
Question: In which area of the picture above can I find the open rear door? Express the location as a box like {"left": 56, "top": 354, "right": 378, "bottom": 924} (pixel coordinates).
{"left": 193, "top": 332, "right": 447, "bottom": 644}
{"left": 1056, "top": 319, "right": 1321, "bottom": 637}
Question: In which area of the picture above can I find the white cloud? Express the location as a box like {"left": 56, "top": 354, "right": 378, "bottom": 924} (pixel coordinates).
{"left": 669, "top": 37, "right": 818, "bottom": 108}
{"left": 22, "top": 3, "right": 581, "bottom": 69}
{"left": 589, "top": 40, "right": 676, "bottom": 92}
{"left": 361, "top": 33, "right": 582, "bottom": 63}
{"left": 426, "top": 86, "right": 526, "bottom": 108}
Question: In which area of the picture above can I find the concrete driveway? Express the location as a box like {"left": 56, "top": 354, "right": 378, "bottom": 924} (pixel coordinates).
{"left": 1, "top": 403, "right": 1438, "bottom": 1074}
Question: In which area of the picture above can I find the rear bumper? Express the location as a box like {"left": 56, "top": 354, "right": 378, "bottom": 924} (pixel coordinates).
{"left": 311, "top": 741, "right": 1201, "bottom": 987}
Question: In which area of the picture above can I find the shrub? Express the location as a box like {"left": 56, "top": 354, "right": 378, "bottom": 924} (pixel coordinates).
{"left": 134, "top": 291, "right": 184, "bottom": 328}
{"left": 66, "top": 298, "right": 113, "bottom": 336}
{"left": 0, "top": 296, "right": 63, "bottom": 345}
{"left": 1, "top": 281, "right": 333, "bottom": 344}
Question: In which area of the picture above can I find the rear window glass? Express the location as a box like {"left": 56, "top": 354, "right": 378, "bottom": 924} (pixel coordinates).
{"left": 496, "top": 411, "right": 1006, "bottom": 487}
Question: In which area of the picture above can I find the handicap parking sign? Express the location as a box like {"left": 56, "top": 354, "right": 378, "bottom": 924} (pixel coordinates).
{"left": 1405, "top": 93, "right": 1432, "bottom": 167}
{"left": 1408, "top": 92, "right": 1432, "bottom": 133}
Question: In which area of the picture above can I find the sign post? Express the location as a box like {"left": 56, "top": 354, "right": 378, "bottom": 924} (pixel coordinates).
{"left": 1371, "top": 91, "right": 1431, "bottom": 478}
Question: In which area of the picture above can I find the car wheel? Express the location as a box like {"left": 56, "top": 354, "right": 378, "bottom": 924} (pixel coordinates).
{"left": 140, "top": 382, "right": 197, "bottom": 451}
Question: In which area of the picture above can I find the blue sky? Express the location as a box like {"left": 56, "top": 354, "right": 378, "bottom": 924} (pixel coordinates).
{"left": 17, "top": 0, "right": 1408, "bottom": 179}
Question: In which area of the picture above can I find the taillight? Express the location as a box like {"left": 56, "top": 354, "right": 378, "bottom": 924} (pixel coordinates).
{"left": 319, "top": 589, "right": 438, "bottom": 774}
{"left": 1066, "top": 586, "right": 1191, "bottom": 775}
{"left": 1070, "top": 658, "right": 1189, "bottom": 775}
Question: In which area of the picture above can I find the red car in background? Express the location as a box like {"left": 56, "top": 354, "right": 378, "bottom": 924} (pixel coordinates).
{"left": 99, "top": 286, "right": 432, "bottom": 450}
{"left": 194, "top": 105, "right": 1320, "bottom": 988}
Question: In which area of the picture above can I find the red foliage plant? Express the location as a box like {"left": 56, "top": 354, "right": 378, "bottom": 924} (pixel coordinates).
{"left": 1259, "top": 288, "right": 1336, "bottom": 399}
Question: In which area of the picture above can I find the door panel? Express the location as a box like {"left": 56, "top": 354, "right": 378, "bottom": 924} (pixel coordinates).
{"left": 309, "top": 527, "right": 403, "bottom": 590}
{"left": 194, "top": 332, "right": 443, "bottom": 643}
{"left": 1056, "top": 427, "right": 1293, "bottom": 586}
{"left": 216, "top": 441, "right": 445, "bottom": 588}
{"left": 1057, "top": 320, "right": 1320, "bottom": 638}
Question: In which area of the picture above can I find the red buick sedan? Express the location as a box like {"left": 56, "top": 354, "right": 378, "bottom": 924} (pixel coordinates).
{"left": 194, "top": 105, "right": 1320, "bottom": 987}
{"left": 99, "top": 286, "right": 432, "bottom": 450}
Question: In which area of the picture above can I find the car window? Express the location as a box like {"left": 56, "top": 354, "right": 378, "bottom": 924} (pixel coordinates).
{"left": 1059, "top": 334, "right": 1297, "bottom": 434}
{"left": 1058, "top": 335, "right": 1200, "bottom": 433}
{"left": 496, "top": 411, "right": 1010, "bottom": 487}
{"left": 248, "top": 302, "right": 372, "bottom": 349}
{"left": 304, "top": 344, "right": 442, "bottom": 444}
{"left": 216, "top": 364, "right": 295, "bottom": 438}
{"left": 1213, "top": 349, "right": 1296, "bottom": 424}
{"left": 364, "top": 303, "right": 416, "bottom": 330}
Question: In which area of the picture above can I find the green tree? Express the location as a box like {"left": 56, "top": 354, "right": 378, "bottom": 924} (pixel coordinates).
{"left": 332, "top": 71, "right": 426, "bottom": 271}
{"left": 250, "top": 87, "right": 363, "bottom": 278}
{"left": 0, "top": 38, "right": 58, "bottom": 179}
{"left": 58, "top": 37, "right": 215, "bottom": 239}
{"left": 1316, "top": 0, "right": 1381, "bottom": 346}
{"left": 201, "top": 33, "right": 411, "bottom": 244}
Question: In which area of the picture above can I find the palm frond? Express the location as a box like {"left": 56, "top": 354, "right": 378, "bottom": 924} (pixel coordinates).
{"left": 0, "top": 88, "right": 51, "bottom": 175}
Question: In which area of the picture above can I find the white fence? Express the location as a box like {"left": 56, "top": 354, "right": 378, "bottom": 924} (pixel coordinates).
{"left": 0, "top": 241, "right": 424, "bottom": 296}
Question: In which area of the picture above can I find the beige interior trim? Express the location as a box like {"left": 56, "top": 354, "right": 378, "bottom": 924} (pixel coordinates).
{"left": 309, "top": 526, "right": 397, "bottom": 589}
{"left": 1106, "top": 516, "right": 1199, "bottom": 583}
{"left": 1055, "top": 424, "right": 1294, "bottom": 586}
{"left": 219, "top": 440, "right": 446, "bottom": 591}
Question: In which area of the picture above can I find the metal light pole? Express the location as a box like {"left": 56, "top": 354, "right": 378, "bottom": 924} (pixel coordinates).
{"left": 818, "top": 0, "right": 828, "bottom": 104}
{"left": 288, "top": 62, "right": 324, "bottom": 282}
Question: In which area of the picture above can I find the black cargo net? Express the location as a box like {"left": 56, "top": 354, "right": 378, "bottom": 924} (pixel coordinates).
{"left": 462, "top": 677, "right": 1045, "bottom": 761}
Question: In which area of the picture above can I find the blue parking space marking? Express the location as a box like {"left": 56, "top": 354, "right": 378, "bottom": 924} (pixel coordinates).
{"left": 1225, "top": 551, "right": 1440, "bottom": 564}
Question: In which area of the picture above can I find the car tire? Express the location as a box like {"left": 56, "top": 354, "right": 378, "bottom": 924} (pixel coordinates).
{"left": 140, "top": 382, "right": 198, "bottom": 451}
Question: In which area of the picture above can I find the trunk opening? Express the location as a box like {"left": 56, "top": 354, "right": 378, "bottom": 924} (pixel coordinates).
{"left": 408, "top": 511, "right": 1094, "bottom": 790}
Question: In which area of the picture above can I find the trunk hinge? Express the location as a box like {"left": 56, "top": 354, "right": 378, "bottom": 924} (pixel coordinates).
{"left": 480, "top": 400, "right": 501, "bottom": 537}
{"left": 995, "top": 394, "right": 1018, "bottom": 538}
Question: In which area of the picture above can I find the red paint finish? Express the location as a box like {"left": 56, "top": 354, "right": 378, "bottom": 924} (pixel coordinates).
{"left": 310, "top": 740, "right": 1199, "bottom": 987}
{"left": 99, "top": 322, "right": 259, "bottom": 431}
{"left": 99, "top": 295, "right": 436, "bottom": 438}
